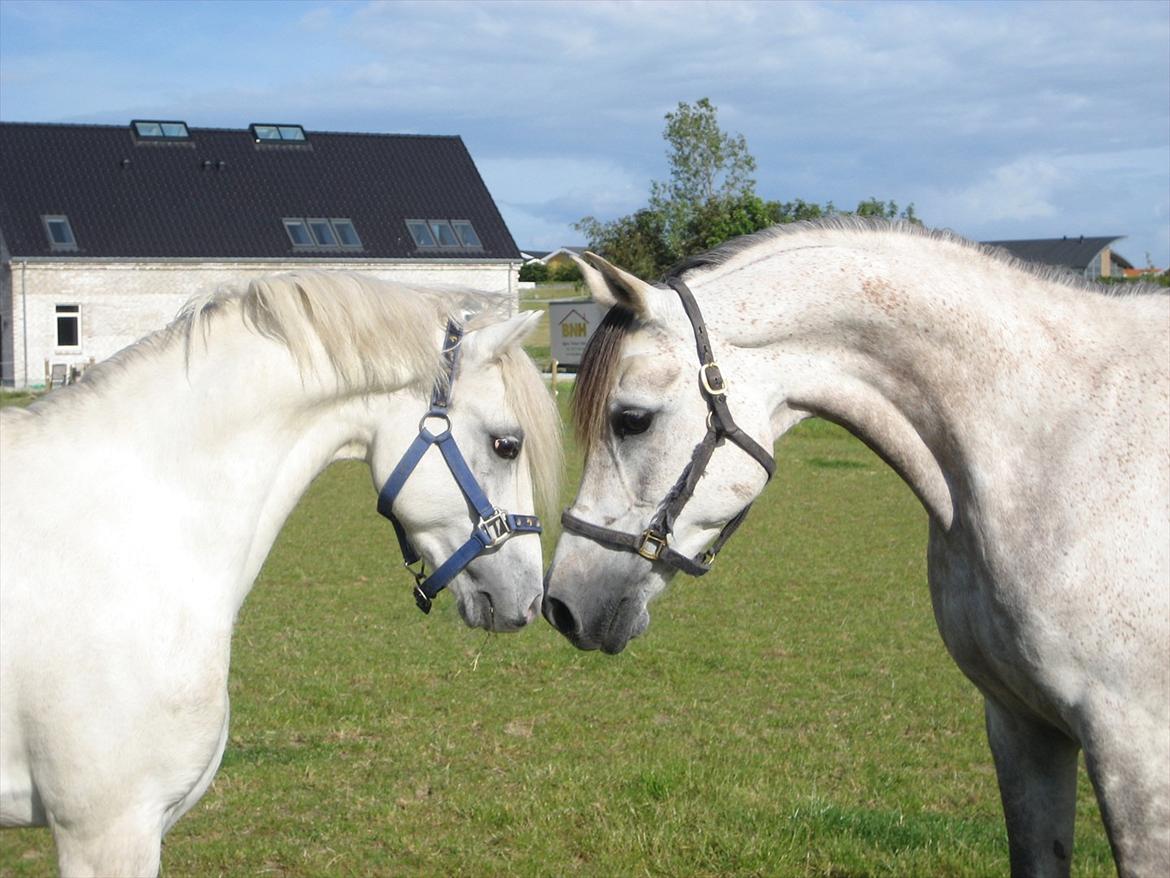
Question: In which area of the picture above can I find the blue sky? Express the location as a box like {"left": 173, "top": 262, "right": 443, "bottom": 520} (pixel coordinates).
{"left": 2, "top": 0, "right": 1168, "bottom": 266}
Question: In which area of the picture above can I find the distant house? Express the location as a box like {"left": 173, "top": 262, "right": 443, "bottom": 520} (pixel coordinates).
{"left": 981, "top": 236, "right": 1134, "bottom": 280}
{"left": 0, "top": 120, "right": 523, "bottom": 388}
{"left": 523, "top": 246, "right": 586, "bottom": 272}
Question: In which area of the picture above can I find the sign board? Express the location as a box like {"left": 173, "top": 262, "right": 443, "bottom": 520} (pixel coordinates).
{"left": 548, "top": 300, "right": 604, "bottom": 367}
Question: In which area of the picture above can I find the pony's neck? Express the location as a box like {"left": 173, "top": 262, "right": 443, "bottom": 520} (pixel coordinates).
{"left": 705, "top": 234, "right": 1114, "bottom": 531}
{"left": 81, "top": 323, "right": 425, "bottom": 617}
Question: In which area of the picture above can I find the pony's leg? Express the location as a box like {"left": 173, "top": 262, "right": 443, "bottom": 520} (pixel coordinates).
{"left": 51, "top": 811, "right": 163, "bottom": 878}
{"left": 984, "top": 697, "right": 1079, "bottom": 878}
{"left": 1080, "top": 711, "right": 1170, "bottom": 878}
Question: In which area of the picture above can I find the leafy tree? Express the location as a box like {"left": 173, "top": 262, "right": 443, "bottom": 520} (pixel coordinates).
{"left": 518, "top": 260, "right": 549, "bottom": 283}
{"left": 678, "top": 194, "right": 781, "bottom": 255}
{"left": 574, "top": 98, "right": 923, "bottom": 279}
{"left": 649, "top": 98, "right": 758, "bottom": 253}
{"left": 574, "top": 209, "right": 675, "bottom": 282}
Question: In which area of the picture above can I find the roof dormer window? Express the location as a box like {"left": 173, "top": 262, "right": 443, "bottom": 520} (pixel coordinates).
{"left": 283, "top": 217, "right": 362, "bottom": 251}
{"left": 407, "top": 219, "right": 483, "bottom": 251}
{"left": 131, "top": 120, "right": 190, "bottom": 141}
{"left": 42, "top": 215, "right": 77, "bottom": 251}
{"left": 251, "top": 123, "right": 307, "bottom": 144}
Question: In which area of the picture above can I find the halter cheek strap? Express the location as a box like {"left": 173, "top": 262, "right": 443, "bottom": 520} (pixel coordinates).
{"left": 560, "top": 278, "right": 774, "bottom": 576}
{"left": 377, "top": 321, "right": 542, "bottom": 613}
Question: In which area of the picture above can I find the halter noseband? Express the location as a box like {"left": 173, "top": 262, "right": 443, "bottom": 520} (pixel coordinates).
{"left": 377, "top": 320, "right": 542, "bottom": 613}
{"left": 560, "top": 278, "right": 774, "bottom": 576}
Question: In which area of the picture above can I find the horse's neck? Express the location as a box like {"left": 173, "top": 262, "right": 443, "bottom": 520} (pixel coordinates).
{"left": 69, "top": 328, "right": 418, "bottom": 615}
{"left": 710, "top": 237, "right": 1131, "bottom": 530}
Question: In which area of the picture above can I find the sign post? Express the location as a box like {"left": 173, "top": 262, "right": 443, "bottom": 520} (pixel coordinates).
{"left": 548, "top": 300, "right": 604, "bottom": 368}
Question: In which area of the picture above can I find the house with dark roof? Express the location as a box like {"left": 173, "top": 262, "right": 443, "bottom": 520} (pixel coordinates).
{"left": 0, "top": 120, "right": 522, "bottom": 388}
{"left": 981, "top": 236, "right": 1134, "bottom": 280}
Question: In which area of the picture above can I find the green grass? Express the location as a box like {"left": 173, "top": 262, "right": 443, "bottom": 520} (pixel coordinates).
{"left": 0, "top": 399, "right": 1115, "bottom": 877}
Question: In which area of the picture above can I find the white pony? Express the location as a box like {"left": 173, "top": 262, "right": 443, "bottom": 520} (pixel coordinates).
{"left": 0, "top": 272, "right": 560, "bottom": 877}
{"left": 544, "top": 219, "right": 1168, "bottom": 877}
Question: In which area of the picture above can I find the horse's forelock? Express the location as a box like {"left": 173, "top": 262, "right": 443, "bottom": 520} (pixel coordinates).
{"left": 572, "top": 305, "right": 636, "bottom": 454}
{"left": 497, "top": 346, "right": 563, "bottom": 519}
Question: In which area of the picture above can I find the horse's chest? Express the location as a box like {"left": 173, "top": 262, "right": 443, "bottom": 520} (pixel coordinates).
{"left": 924, "top": 523, "right": 1067, "bottom": 726}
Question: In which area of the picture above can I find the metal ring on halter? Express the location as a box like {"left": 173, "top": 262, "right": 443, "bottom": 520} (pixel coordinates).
{"left": 417, "top": 412, "right": 452, "bottom": 441}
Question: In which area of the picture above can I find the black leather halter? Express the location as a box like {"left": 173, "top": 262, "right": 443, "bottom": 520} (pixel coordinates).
{"left": 560, "top": 278, "right": 774, "bottom": 576}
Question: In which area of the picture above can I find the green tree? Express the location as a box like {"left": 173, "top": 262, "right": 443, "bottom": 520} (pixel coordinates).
{"left": 574, "top": 209, "right": 675, "bottom": 282}
{"left": 574, "top": 98, "right": 923, "bottom": 280}
{"left": 649, "top": 98, "right": 758, "bottom": 253}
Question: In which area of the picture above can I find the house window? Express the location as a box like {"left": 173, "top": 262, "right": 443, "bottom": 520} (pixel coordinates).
{"left": 451, "top": 220, "right": 482, "bottom": 249}
{"left": 407, "top": 219, "right": 483, "bottom": 250}
{"left": 284, "top": 219, "right": 313, "bottom": 247}
{"left": 56, "top": 304, "right": 80, "bottom": 348}
{"left": 332, "top": 219, "right": 362, "bottom": 248}
{"left": 407, "top": 220, "right": 437, "bottom": 248}
{"left": 282, "top": 218, "right": 363, "bottom": 251}
{"left": 429, "top": 221, "right": 459, "bottom": 247}
{"left": 131, "top": 120, "right": 190, "bottom": 140}
{"left": 43, "top": 215, "right": 77, "bottom": 251}
{"left": 251, "top": 123, "right": 308, "bottom": 143}
{"left": 308, "top": 219, "right": 338, "bottom": 247}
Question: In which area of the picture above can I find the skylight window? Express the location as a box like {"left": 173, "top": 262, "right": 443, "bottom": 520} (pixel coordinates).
{"left": 283, "top": 218, "right": 363, "bottom": 251}
{"left": 407, "top": 220, "right": 436, "bottom": 248}
{"left": 131, "top": 119, "right": 190, "bottom": 140}
{"left": 332, "top": 219, "right": 362, "bottom": 248}
{"left": 283, "top": 219, "right": 313, "bottom": 247}
{"left": 407, "top": 219, "right": 483, "bottom": 251}
{"left": 429, "top": 221, "right": 459, "bottom": 248}
{"left": 42, "top": 215, "right": 77, "bottom": 251}
{"left": 451, "top": 220, "right": 482, "bottom": 249}
{"left": 251, "top": 123, "right": 307, "bottom": 143}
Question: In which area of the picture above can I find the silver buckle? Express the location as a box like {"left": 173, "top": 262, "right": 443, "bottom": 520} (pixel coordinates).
{"left": 637, "top": 529, "right": 667, "bottom": 561}
{"left": 699, "top": 362, "right": 727, "bottom": 396}
{"left": 478, "top": 509, "right": 513, "bottom": 547}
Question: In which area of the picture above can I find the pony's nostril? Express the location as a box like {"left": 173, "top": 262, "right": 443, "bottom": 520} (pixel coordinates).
{"left": 525, "top": 593, "right": 542, "bottom": 625}
{"left": 544, "top": 596, "right": 579, "bottom": 636}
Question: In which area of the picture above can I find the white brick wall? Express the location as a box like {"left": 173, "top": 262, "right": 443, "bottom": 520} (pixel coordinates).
{"left": 1, "top": 260, "right": 519, "bottom": 388}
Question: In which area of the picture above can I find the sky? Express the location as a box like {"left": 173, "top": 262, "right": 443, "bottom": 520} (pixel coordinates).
{"left": 2, "top": 0, "right": 1168, "bottom": 267}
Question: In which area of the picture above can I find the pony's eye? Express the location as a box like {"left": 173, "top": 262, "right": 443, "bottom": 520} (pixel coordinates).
{"left": 613, "top": 409, "right": 653, "bottom": 438}
{"left": 492, "top": 435, "right": 522, "bottom": 460}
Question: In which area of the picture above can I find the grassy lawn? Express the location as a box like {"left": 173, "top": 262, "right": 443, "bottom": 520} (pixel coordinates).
{"left": 0, "top": 395, "right": 1115, "bottom": 877}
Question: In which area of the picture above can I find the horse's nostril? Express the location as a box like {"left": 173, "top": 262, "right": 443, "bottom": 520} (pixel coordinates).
{"left": 544, "top": 596, "right": 579, "bottom": 636}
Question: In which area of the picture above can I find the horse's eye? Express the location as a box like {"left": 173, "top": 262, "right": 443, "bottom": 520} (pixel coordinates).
{"left": 613, "top": 409, "right": 653, "bottom": 438}
{"left": 492, "top": 435, "right": 522, "bottom": 460}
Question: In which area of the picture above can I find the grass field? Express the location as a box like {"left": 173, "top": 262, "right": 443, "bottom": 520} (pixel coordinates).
{"left": 0, "top": 392, "right": 1115, "bottom": 877}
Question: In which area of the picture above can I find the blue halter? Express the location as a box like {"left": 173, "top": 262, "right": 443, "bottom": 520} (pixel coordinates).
{"left": 377, "top": 320, "right": 542, "bottom": 613}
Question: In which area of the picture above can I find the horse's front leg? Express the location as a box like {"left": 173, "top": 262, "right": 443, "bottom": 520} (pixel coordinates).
{"left": 985, "top": 697, "right": 1080, "bottom": 878}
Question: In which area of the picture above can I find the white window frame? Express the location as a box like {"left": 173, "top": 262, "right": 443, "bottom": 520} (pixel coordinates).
{"left": 55, "top": 304, "right": 81, "bottom": 350}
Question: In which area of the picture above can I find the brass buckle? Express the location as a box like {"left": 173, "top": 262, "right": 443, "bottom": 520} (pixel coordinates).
{"left": 699, "top": 362, "right": 727, "bottom": 396}
{"left": 478, "top": 509, "right": 513, "bottom": 547}
{"left": 637, "top": 529, "right": 667, "bottom": 561}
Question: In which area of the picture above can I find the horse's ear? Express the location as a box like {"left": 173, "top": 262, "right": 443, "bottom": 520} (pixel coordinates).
{"left": 571, "top": 252, "right": 663, "bottom": 321}
{"left": 462, "top": 310, "right": 542, "bottom": 362}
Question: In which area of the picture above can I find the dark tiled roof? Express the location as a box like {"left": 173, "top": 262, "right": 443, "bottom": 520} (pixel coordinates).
{"left": 0, "top": 122, "right": 519, "bottom": 260}
{"left": 982, "top": 236, "right": 1128, "bottom": 272}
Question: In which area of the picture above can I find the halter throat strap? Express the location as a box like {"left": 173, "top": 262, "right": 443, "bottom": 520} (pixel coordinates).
{"left": 560, "top": 278, "right": 773, "bottom": 576}
{"left": 376, "top": 320, "right": 541, "bottom": 613}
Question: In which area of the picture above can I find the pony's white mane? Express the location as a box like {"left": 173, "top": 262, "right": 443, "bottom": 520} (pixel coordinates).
{"left": 19, "top": 271, "right": 562, "bottom": 514}
{"left": 673, "top": 216, "right": 1165, "bottom": 298}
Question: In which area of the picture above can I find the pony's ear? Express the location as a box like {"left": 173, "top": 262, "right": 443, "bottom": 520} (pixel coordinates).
{"left": 462, "top": 310, "right": 542, "bottom": 363}
{"left": 571, "top": 251, "right": 665, "bottom": 322}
